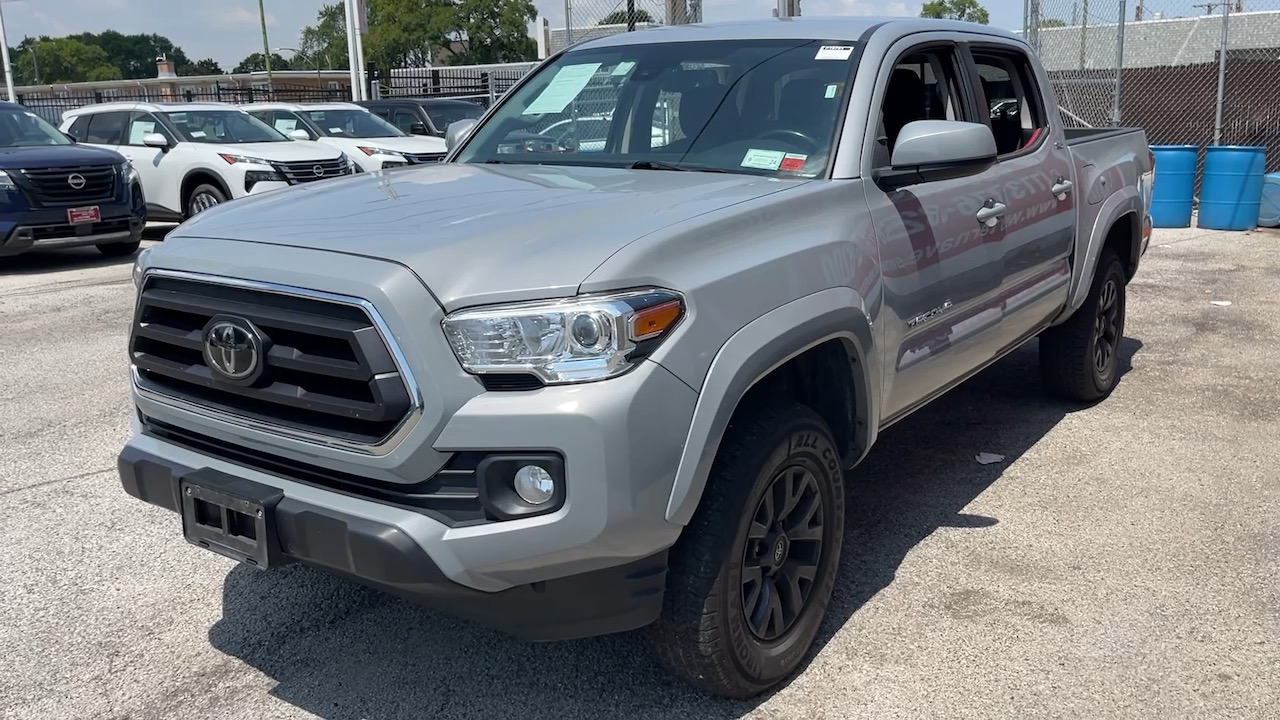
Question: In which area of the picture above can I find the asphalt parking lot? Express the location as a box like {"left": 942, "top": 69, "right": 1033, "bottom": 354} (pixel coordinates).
{"left": 1, "top": 225, "right": 1277, "bottom": 720}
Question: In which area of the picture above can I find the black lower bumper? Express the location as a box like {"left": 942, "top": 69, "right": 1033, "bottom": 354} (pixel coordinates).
{"left": 0, "top": 212, "right": 145, "bottom": 257}
{"left": 118, "top": 444, "right": 669, "bottom": 642}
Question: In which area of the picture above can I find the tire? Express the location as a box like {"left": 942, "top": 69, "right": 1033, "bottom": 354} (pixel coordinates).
{"left": 645, "top": 401, "right": 845, "bottom": 698}
{"left": 1039, "top": 248, "right": 1127, "bottom": 403}
{"left": 186, "top": 183, "right": 227, "bottom": 218}
{"left": 96, "top": 239, "right": 141, "bottom": 257}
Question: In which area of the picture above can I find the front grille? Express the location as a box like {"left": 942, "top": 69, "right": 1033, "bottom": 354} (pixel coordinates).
{"left": 30, "top": 217, "right": 131, "bottom": 242}
{"left": 21, "top": 165, "right": 116, "bottom": 205}
{"left": 273, "top": 158, "right": 354, "bottom": 184}
{"left": 141, "top": 416, "right": 485, "bottom": 526}
{"left": 406, "top": 152, "right": 446, "bottom": 164}
{"left": 130, "top": 276, "right": 414, "bottom": 446}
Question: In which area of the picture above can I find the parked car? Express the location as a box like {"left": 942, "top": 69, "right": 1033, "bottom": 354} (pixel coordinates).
{"left": 242, "top": 102, "right": 448, "bottom": 171}
{"left": 357, "top": 97, "right": 485, "bottom": 138}
{"left": 119, "top": 17, "right": 1153, "bottom": 698}
{"left": 0, "top": 101, "right": 145, "bottom": 259}
{"left": 60, "top": 101, "right": 355, "bottom": 221}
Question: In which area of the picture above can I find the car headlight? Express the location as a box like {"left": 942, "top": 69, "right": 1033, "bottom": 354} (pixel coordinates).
{"left": 117, "top": 159, "right": 138, "bottom": 181}
{"left": 442, "top": 288, "right": 685, "bottom": 385}
{"left": 357, "top": 146, "right": 406, "bottom": 159}
{"left": 0, "top": 169, "right": 14, "bottom": 190}
{"left": 218, "top": 153, "right": 274, "bottom": 166}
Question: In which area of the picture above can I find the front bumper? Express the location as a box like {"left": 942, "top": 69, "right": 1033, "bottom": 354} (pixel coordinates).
{"left": 0, "top": 203, "right": 145, "bottom": 257}
{"left": 118, "top": 441, "right": 670, "bottom": 641}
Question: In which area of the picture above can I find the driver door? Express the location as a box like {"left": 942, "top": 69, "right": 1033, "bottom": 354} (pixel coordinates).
{"left": 117, "top": 112, "right": 183, "bottom": 216}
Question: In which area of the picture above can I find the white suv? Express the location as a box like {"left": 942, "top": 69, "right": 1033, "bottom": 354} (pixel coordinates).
{"left": 61, "top": 101, "right": 355, "bottom": 220}
{"left": 242, "top": 102, "right": 448, "bottom": 172}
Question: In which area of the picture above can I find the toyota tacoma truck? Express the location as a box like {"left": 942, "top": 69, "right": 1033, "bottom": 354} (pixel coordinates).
{"left": 118, "top": 17, "right": 1154, "bottom": 698}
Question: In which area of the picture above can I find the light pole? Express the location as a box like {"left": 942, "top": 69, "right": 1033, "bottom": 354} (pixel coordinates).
{"left": 257, "top": 0, "right": 273, "bottom": 93}
{"left": 0, "top": 0, "right": 25, "bottom": 102}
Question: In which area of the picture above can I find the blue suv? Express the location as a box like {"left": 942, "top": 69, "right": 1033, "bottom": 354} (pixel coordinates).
{"left": 1, "top": 101, "right": 146, "bottom": 259}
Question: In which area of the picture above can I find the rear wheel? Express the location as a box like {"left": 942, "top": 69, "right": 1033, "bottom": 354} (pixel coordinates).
{"left": 645, "top": 401, "right": 845, "bottom": 698}
{"left": 186, "top": 184, "right": 226, "bottom": 218}
{"left": 1040, "top": 248, "right": 1128, "bottom": 402}
{"left": 96, "top": 240, "right": 141, "bottom": 257}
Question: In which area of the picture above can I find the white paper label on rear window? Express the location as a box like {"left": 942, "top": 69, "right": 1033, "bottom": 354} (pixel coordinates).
{"left": 274, "top": 119, "right": 298, "bottom": 133}
{"left": 522, "top": 63, "right": 603, "bottom": 115}
{"left": 815, "top": 45, "right": 855, "bottom": 61}
{"left": 741, "top": 148, "right": 785, "bottom": 171}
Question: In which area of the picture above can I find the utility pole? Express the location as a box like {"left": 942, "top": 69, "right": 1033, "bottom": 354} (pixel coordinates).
{"left": 775, "top": 0, "right": 801, "bottom": 17}
{"left": 257, "top": 0, "right": 273, "bottom": 94}
{"left": 627, "top": 0, "right": 636, "bottom": 31}
{"left": 0, "top": 0, "right": 19, "bottom": 102}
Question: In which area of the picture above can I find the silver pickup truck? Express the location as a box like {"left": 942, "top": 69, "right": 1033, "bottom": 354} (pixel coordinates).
{"left": 118, "top": 17, "right": 1153, "bottom": 697}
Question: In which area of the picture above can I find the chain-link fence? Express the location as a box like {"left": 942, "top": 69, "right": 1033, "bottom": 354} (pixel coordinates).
{"left": 1025, "top": 0, "right": 1280, "bottom": 171}
{"left": 547, "top": 1, "right": 703, "bottom": 55}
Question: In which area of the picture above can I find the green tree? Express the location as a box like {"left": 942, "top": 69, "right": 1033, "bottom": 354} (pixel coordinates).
{"left": 234, "top": 52, "right": 292, "bottom": 73}
{"left": 1040, "top": 18, "right": 1067, "bottom": 28}
{"left": 599, "top": 9, "right": 654, "bottom": 25}
{"left": 298, "top": 2, "right": 349, "bottom": 69}
{"left": 66, "top": 31, "right": 194, "bottom": 78}
{"left": 185, "top": 58, "right": 225, "bottom": 75}
{"left": 919, "top": 0, "right": 990, "bottom": 24}
{"left": 12, "top": 36, "right": 122, "bottom": 84}
{"left": 447, "top": 0, "right": 538, "bottom": 65}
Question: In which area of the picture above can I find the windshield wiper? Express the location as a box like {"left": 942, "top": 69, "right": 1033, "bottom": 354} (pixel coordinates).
{"left": 629, "top": 160, "right": 728, "bottom": 174}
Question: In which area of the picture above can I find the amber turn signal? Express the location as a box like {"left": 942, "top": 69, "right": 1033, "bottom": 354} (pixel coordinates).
{"left": 630, "top": 300, "right": 683, "bottom": 341}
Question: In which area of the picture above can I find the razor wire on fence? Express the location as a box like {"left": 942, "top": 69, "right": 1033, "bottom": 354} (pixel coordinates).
{"left": 1025, "top": 0, "right": 1280, "bottom": 171}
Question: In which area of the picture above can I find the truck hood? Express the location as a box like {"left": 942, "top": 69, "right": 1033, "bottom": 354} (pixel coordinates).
{"left": 172, "top": 162, "right": 803, "bottom": 309}
{"left": 0, "top": 143, "right": 124, "bottom": 169}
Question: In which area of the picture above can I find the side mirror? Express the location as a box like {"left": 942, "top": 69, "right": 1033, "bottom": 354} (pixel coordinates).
{"left": 142, "top": 132, "right": 172, "bottom": 150}
{"left": 289, "top": 128, "right": 312, "bottom": 141}
{"left": 886, "top": 120, "right": 997, "bottom": 184}
{"left": 409, "top": 121, "right": 430, "bottom": 136}
{"left": 444, "top": 118, "right": 479, "bottom": 151}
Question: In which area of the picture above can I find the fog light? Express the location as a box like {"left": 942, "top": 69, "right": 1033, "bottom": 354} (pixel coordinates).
{"left": 514, "top": 465, "right": 555, "bottom": 505}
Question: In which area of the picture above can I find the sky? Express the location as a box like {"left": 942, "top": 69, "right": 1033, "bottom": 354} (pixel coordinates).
{"left": 1, "top": 0, "right": 1027, "bottom": 70}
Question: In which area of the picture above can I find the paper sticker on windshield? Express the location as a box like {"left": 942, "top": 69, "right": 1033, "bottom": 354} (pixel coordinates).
{"left": 741, "top": 149, "right": 786, "bottom": 171}
{"left": 190, "top": 130, "right": 206, "bottom": 138}
{"left": 523, "top": 63, "right": 603, "bottom": 115}
{"left": 825, "top": 84, "right": 838, "bottom": 99}
{"left": 815, "top": 45, "right": 855, "bottom": 61}
{"left": 170, "top": 113, "right": 187, "bottom": 124}
{"left": 780, "top": 154, "right": 808, "bottom": 172}
{"left": 612, "top": 61, "right": 636, "bottom": 76}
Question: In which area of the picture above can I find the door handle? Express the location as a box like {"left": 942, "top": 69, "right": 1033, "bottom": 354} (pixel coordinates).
{"left": 1052, "top": 178, "right": 1074, "bottom": 198}
{"left": 975, "top": 201, "right": 1007, "bottom": 225}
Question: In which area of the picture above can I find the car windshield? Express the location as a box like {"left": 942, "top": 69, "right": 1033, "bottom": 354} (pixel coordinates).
{"left": 454, "top": 38, "right": 860, "bottom": 177}
{"left": 303, "top": 108, "right": 405, "bottom": 138}
{"left": 0, "top": 108, "right": 72, "bottom": 147}
{"left": 425, "top": 103, "right": 484, "bottom": 132}
{"left": 162, "top": 109, "right": 289, "bottom": 144}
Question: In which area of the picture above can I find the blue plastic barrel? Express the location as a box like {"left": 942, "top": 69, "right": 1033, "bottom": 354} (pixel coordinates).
{"left": 1149, "top": 145, "right": 1198, "bottom": 228}
{"left": 1197, "top": 145, "right": 1267, "bottom": 230}
{"left": 1258, "top": 172, "right": 1280, "bottom": 228}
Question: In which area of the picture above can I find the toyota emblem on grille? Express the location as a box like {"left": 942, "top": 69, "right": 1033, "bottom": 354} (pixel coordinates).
{"left": 67, "top": 173, "right": 87, "bottom": 190}
{"left": 313, "top": 165, "right": 325, "bottom": 177}
{"left": 203, "top": 317, "right": 264, "bottom": 383}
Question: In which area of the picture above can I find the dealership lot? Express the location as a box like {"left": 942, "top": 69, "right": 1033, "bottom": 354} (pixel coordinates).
{"left": 0, "top": 227, "right": 1276, "bottom": 719}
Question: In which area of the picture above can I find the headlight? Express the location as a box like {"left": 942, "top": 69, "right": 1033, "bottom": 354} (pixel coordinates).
{"left": 116, "top": 159, "right": 138, "bottom": 181}
{"left": 218, "top": 153, "right": 274, "bottom": 166}
{"left": 0, "top": 170, "right": 14, "bottom": 190}
{"left": 442, "top": 289, "right": 685, "bottom": 385}
{"left": 357, "top": 146, "right": 406, "bottom": 158}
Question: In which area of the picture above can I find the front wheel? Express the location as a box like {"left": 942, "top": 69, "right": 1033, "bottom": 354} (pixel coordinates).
{"left": 644, "top": 401, "right": 845, "bottom": 698}
{"left": 1040, "top": 248, "right": 1128, "bottom": 402}
{"left": 186, "top": 184, "right": 227, "bottom": 218}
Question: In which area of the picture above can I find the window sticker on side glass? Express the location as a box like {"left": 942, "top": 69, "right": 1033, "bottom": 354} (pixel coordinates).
{"left": 522, "top": 63, "right": 603, "bottom": 115}
{"left": 128, "top": 121, "right": 156, "bottom": 144}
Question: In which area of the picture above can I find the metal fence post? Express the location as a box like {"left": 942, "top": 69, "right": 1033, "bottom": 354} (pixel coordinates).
{"left": 1113, "top": 0, "right": 1127, "bottom": 126}
{"left": 1213, "top": 4, "right": 1230, "bottom": 146}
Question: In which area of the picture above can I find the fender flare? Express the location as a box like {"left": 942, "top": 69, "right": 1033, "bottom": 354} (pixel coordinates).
{"left": 664, "top": 287, "right": 877, "bottom": 525}
{"left": 180, "top": 169, "right": 234, "bottom": 210}
{"left": 1054, "top": 187, "right": 1142, "bottom": 324}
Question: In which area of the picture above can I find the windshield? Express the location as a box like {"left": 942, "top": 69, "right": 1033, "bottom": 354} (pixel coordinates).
{"left": 425, "top": 103, "right": 484, "bottom": 132}
{"left": 162, "top": 110, "right": 289, "bottom": 144}
{"left": 0, "top": 108, "right": 72, "bottom": 147}
{"left": 303, "top": 108, "right": 405, "bottom": 138}
{"left": 454, "top": 38, "right": 859, "bottom": 177}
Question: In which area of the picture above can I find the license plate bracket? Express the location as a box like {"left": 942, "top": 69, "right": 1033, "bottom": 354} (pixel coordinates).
{"left": 179, "top": 469, "right": 285, "bottom": 570}
{"left": 67, "top": 206, "right": 101, "bottom": 225}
